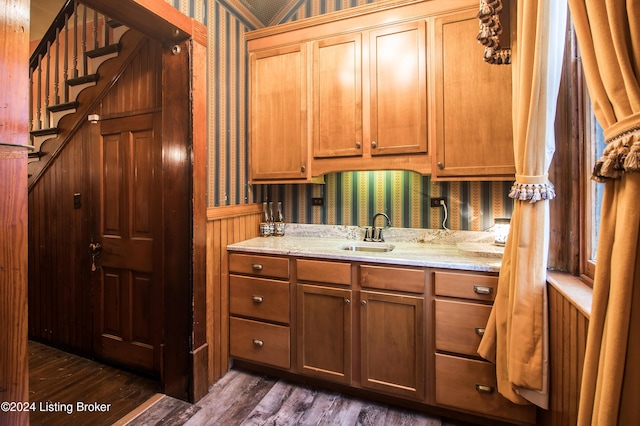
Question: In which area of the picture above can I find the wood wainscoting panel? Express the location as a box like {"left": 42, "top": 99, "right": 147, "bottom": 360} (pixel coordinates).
{"left": 206, "top": 204, "right": 262, "bottom": 386}
{"left": 541, "top": 278, "right": 590, "bottom": 426}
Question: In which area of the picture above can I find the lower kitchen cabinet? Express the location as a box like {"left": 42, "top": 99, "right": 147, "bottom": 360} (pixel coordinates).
{"left": 435, "top": 353, "right": 535, "bottom": 425}
{"left": 229, "top": 317, "right": 291, "bottom": 369}
{"left": 228, "top": 253, "right": 292, "bottom": 370}
{"left": 433, "top": 270, "right": 536, "bottom": 424}
{"left": 227, "top": 251, "right": 536, "bottom": 424}
{"left": 297, "top": 284, "right": 352, "bottom": 384}
{"left": 360, "top": 290, "right": 425, "bottom": 400}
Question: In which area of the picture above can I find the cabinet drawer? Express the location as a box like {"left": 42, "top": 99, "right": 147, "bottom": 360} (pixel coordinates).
{"left": 229, "top": 253, "right": 289, "bottom": 279}
{"left": 435, "top": 354, "right": 536, "bottom": 424}
{"left": 230, "top": 317, "right": 290, "bottom": 369}
{"left": 230, "top": 275, "right": 290, "bottom": 324}
{"left": 297, "top": 259, "right": 351, "bottom": 286}
{"left": 435, "top": 299, "right": 491, "bottom": 357}
{"left": 434, "top": 270, "right": 497, "bottom": 301}
{"left": 360, "top": 265, "right": 425, "bottom": 293}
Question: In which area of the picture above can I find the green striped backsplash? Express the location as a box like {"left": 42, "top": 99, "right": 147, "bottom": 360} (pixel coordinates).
{"left": 266, "top": 171, "right": 513, "bottom": 231}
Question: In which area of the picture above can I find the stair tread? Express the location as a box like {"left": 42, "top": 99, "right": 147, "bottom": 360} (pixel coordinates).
{"left": 48, "top": 101, "right": 79, "bottom": 113}
{"left": 86, "top": 43, "right": 120, "bottom": 58}
{"left": 28, "top": 151, "right": 47, "bottom": 159}
{"left": 107, "top": 19, "right": 123, "bottom": 28}
{"left": 30, "top": 127, "right": 59, "bottom": 137}
{"left": 66, "top": 74, "right": 99, "bottom": 86}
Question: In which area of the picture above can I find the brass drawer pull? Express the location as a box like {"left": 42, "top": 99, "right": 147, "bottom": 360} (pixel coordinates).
{"left": 251, "top": 263, "right": 263, "bottom": 271}
{"left": 476, "top": 384, "right": 495, "bottom": 394}
{"left": 252, "top": 339, "right": 264, "bottom": 348}
{"left": 252, "top": 295, "right": 264, "bottom": 303}
{"left": 473, "top": 285, "right": 493, "bottom": 295}
{"left": 475, "top": 327, "right": 486, "bottom": 337}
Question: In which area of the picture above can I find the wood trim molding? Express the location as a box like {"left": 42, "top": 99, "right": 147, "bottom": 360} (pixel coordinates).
{"left": 207, "top": 203, "right": 263, "bottom": 221}
{"left": 547, "top": 271, "right": 593, "bottom": 319}
{"left": 80, "top": 0, "right": 207, "bottom": 45}
{"left": 245, "top": 0, "right": 428, "bottom": 41}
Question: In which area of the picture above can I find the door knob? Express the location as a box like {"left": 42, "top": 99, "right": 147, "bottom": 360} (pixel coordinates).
{"left": 89, "top": 242, "right": 102, "bottom": 255}
{"left": 89, "top": 242, "right": 102, "bottom": 272}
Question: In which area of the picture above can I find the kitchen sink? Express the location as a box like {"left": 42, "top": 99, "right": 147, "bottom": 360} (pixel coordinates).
{"left": 339, "top": 242, "right": 395, "bottom": 252}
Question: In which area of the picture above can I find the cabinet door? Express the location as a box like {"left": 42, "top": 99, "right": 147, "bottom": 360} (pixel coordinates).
{"left": 297, "top": 284, "right": 352, "bottom": 384}
{"left": 433, "top": 9, "right": 514, "bottom": 179}
{"left": 369, "top": 21, "right": 427, "bottom": 156}
{"left": 360, "top": 290, "right": 425, "bottom": 400}
{"left": 312, "top": 33, "right": 363, "bottom": 158}
{"left": 250, "top": 44, "right": 308, "bottom": 181}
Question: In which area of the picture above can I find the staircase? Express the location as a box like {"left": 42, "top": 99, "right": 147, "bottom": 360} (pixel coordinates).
{"left": 28, "top": 0, "right": 141, "bottom": 187}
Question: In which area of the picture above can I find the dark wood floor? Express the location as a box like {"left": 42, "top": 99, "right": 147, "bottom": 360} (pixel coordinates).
{"left": 28, "top": 340, "right": 160, "bottom": 426}
{"left": 28, "top": 342, "right": 485, "bottom": 425}
{"left": 125, "top": 369, "right": 480, "bottom": 426}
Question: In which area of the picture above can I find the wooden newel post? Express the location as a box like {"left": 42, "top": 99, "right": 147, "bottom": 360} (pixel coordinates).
{"left": 0, "top": 0, "right": 30, "bottom": 424}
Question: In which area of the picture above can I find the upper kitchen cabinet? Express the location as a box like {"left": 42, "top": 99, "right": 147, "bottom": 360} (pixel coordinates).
{"left": 246, "top": 0, "right": 512, "bottom": 182}
{"left": 312, "top": 33, "right": 363, "bottom": 159}
{"left": 249, "top": 44, "right": 309, "bottom": 182}
{"left": 369, "top": 21, "right": 427, "bottom": 157}
{"left": 310, "top": 21, "right": 429, "bottom": 176}
{"left": 432, "top": 9, "right": 515, "bottom": 180}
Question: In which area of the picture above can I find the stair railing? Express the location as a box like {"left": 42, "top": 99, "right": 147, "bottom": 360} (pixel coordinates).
{"left": 29, "top": 0, "right": 124, "bottom": 152}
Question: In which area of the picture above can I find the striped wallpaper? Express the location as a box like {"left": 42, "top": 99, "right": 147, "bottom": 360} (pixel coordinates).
{"left": 267, "top": 172, "right": 513, "bottom": 231}
{"left": 167, "top": 0, "right": 514, "bottom": 231}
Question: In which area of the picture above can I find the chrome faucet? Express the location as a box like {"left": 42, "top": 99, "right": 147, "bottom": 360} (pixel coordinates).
{"left": 365, "top": 212, "right": 391, "bottom": 242}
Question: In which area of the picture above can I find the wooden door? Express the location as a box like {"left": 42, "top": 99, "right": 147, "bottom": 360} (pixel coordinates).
{"left": 369, "top": 21, "right": 427, "bottom": 156}
{"left": 360, "top": 290, "right": 425, "bottom": 400}
{"left": 93, "top": 113, "right": 163, "bottom": 375}
{"left": 433, "top": 9, "right": 514, "bottom": 178}
{"left": 297, "top": 284, "right": 352, "bottom": 384}
{"left": 312, "top": 33, "right": 363, "bottom": 158}
{"left": 250, "top": 44, "right": 308, "bottom": 181}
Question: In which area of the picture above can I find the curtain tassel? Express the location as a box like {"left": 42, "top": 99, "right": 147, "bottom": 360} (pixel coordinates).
{"left": 623, "top": 142, "right": 640, "bottom": 172}
{"left": 508, "top": 182, "right": 556, "bottom": 203}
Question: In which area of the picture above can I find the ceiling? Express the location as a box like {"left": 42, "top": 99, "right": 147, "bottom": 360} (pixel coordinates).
{"left": 31, "top": 0, "right": 66, "bottom": 41}
{"left": 30, "top": 0, "right": 293, "bottom": 41}
{"left": 239, "top": 0, "right": 293, "bottom": 26}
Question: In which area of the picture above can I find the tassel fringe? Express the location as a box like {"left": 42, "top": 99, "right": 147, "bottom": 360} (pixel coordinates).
{"left": 477, "top": 0, "right": 511, "bottom": 65}
{"left": 592, "top": 128, "right": 640, "bottom": 181}
{"left": 509, "top": 182, "right": 556, "bottom": 203}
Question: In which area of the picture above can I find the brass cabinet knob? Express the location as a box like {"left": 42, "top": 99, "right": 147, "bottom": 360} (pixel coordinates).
{"left": 345, "top": 298, "right": 351, "bottom": 305}
{"left": 361, "top": 300, "right": 367, "bottom": 306}
{"left": 252, "top": 339, "right": 264, "bottom": 348}
{"left": 252, "top": 295, "right": 264, "bottom": 303}
{"left": 355, "top": 141, "right": 361, "bottom": 149}
{"left": 371, "top": 141, "right": 377, "bottom": 148}
{"left": 437, "top": 161, "right": 444, "bottom": 169}
{"left": 475, "top": 327, "right": 486, "bottom": 337}
{"left": 301, "top": 165, "right": 306, "bottom": 172}
{"left": 251, "top": 263, "right": 263, "bottom": 271}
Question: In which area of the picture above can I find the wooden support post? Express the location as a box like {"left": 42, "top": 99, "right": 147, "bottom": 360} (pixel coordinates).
{"left": 0, "top": 1, "right": 30, "bottom": 424}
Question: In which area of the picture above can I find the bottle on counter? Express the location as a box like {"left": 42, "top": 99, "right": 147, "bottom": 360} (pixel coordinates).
{"left": 260, "top": 201, "right": 272, "bottom": 237}
{"left": 268, "top": 202, "right": 275, "bottom": 236}
{"left": 274, "top": 201, "right": 285, "bottom": 237}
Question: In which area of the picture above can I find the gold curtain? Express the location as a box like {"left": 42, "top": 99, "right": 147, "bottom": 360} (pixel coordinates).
{"left": 477, "top": 0, "right": 567, "bottom": 409}
{"left": 567, "top": 1, "right": 640, "bottom": 424}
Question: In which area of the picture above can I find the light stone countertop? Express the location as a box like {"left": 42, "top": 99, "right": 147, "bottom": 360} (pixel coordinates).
{"left": 227, "top": 224, "right": 504, "bottom": 273}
